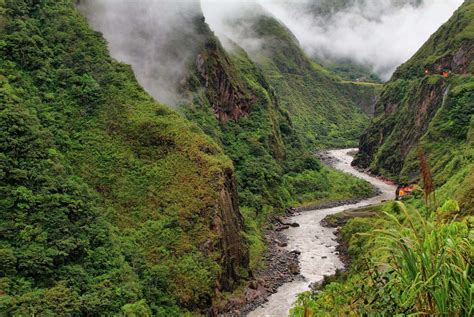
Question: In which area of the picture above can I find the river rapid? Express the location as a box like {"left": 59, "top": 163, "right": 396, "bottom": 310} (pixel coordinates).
{"left": 247, "top": 148, "right": 396, "bottom": 317}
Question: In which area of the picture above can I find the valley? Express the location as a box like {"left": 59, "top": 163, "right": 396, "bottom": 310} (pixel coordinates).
{"left": 0, "top": 0, "right": 472, "bottom": 316}
{"left": 248, "top": 148, "right": 397, "bottom": 317}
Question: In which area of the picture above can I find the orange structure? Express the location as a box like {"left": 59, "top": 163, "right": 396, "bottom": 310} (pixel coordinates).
{"left": 442, "top": 71, "right": 450, "bottom": 78}
{"left": 398, "top": 185, "right": 416, "bottom": 197}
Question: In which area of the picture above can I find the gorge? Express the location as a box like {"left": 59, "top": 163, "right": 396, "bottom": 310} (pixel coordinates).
{"left": 248, "top": 148, "right": 397, "bottom": 317}
{"left": 0, "top": 0, "right": 472, "bottom": 316}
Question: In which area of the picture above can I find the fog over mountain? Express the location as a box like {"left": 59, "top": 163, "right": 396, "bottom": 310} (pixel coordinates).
{"left": 79, "top": 0, "right": 464, "bottom": 106}
{"left": 78, "top": 0, "right": 204, "bottom": 105}
{"left": 203, "top": 0, "right": 464, "bottom": 80}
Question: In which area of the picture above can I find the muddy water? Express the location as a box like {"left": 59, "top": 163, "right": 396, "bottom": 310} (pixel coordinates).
{"left": 247, "top": 148, "right": 396, "bottom": 317}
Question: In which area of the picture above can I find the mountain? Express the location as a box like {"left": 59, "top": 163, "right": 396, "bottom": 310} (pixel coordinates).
{"left": 1, "top": 0, "right": 378, "bottom": 315}
{"left": 354, "top": 0, "right": 473, "bottom": 212}
{"left": 2, "top": 0, "right": 471, "bottom": 315}
{"left": 173, "top": 3, "right": 376, "bottom": 273}
{"left": 215, "top": 6, "right": 381, "bottom": 147}
{"left": 302, "top": 0, "right": 423, "bottom": 17}
{"left": 0, "top": 1, "right": 249, "bottom": 315}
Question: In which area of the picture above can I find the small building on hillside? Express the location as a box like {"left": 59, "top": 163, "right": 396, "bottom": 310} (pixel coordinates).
{"left": 396, "top": 184, "right": 417, "bottom": 200}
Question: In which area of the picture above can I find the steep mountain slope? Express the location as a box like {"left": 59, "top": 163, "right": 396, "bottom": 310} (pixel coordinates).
{"left": 222, "top": 10, "right": 380, "bottom": 147}
{"left": 0, "top": 1, "right": 249, "bottom": 315}
{"left": 0, "top": 0, "right": 379, "bottom": 315}
{"left": 354, "top": 0, "right": 473, "bottom": 211}
{"left": 78, "top": 1, "right": 375, "bottom": 220}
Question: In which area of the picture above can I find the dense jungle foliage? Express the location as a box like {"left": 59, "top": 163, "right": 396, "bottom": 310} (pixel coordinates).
{"left": 0, "top": 0, "right": 247, "bottom": 315}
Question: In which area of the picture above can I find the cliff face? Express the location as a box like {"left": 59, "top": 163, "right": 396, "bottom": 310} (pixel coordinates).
{"left": 182, "top": 14, "right": 302, "bottom": 213}
{"left": 354, "top": 1, "right": 473, "bottom": 211}
{"left": 355, "top": 79, "right": 450, "bottom": 176}
{"left": 195, "top": 41, "right": 255, "bottom": 122}
{"left": 215, "top": 168, "right": 249, "bottom": 291}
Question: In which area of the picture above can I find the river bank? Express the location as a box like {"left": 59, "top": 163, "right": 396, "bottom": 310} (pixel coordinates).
{"left": 245, "top": 148, "right": 397, "bottom": 317}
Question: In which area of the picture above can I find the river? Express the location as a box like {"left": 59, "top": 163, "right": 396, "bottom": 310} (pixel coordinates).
{"left": 247, "top": 148, "right": 396, "bottom": 317}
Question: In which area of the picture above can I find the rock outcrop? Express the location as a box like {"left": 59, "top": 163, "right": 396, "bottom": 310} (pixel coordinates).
{"left": 195, "top": 44, "right": 255, "bottom": 122}
{"left": 214, "top": 168, "right": 250, "bottom": 291}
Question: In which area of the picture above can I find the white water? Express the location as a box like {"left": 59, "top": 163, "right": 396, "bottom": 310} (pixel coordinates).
{"left": 247, "top": 148, "right": 396, "bottom": 317}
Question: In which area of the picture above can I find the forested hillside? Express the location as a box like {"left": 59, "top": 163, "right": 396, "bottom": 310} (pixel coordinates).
{"left": 175, "top": 5, "right": 375, "bottom": 271}
{"left": 218, "top": 7, "right": 381, "bottom": 147}
{"left": 0, "top": 0, "right": 376, "bottom": 315}
{"left": 5, "top": 0, "right": 468, "bottom": 316}
{"left": 0, "top": 1, "right": 250, "bottom": 315}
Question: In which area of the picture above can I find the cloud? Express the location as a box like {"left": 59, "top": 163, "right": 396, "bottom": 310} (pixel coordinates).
{"left": 78, "top": 0, "right": 465, "bottom": 108}
{"left": 202, "top": 0, "right": 463, "bottom": 80}
{"left": 77, "top": 0, "right": 204, "bottom": 106}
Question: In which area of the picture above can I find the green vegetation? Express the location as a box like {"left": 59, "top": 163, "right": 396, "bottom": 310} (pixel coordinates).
{"left": 182, "top": 27, "right": 375, "bottom": 272}
{"left": 0, "top": 0, "right": 379, "bottom": 314}
{"left": 3, "top": 0, "right": 426, "bottom": 315}
{"left": 247, "top": 15, "right": 378, "bottom": 148}
{"left": 355, "top": 1, "right": 474, "bottom": 208}
{"left": 322, "top": 60, "right": 382, "bottom": 83}
{"left": 0, "top": 0, "right": 249, "bottom": 314}
{"left": 186, "top": 42, "right": 374, "bottom": 212}
{"left": 290, "top": 198, "right": 473, "bottom": 316}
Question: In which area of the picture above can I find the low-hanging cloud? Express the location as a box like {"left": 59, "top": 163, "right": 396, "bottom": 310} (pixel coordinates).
{"left": 78, "top": 0, "right": 465, "bottom": 108}
{"left": 77, "top": 0, "right": 204, "bottom": 106}
{"left": 202, "top": 0, "right": 464, "bottom": 80}
{"left": 201, "top": 0, "right": 266, "bottom": 55}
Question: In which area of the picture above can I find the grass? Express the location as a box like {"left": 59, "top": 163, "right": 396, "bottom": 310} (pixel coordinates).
{"left": 375, "top": 201, "right": 472, "bottom": 315}
{"left": 290, "top": 198, "right": 473, "bottom": 316}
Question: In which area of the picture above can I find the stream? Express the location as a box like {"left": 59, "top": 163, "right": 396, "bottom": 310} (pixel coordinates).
{"left": 247, "top": 148, "right": 397, "bottom": 317}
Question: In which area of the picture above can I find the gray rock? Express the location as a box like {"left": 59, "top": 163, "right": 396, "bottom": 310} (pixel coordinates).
{"left": 288, "top": 263, "right": 300, "bottom": 275}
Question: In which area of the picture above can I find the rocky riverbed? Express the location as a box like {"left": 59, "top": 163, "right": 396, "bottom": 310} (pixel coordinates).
{"left": 216, "top": 149, "right": 396, "bottom": 317}
{"left": 245, "top": 148, "right": 396, "bottom": 317}
{"left": 215, "top": 209, "right": 303, "bottom": 316}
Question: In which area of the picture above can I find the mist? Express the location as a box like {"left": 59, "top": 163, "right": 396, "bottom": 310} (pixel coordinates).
{"left": 202, "top": 0, "right": 464, "bottom": 80}
{"left": 77, "top": 0, "right": 204, "bottom": 106}
{"left": 78, "top": 0, "right": 464, "bottom": 107}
